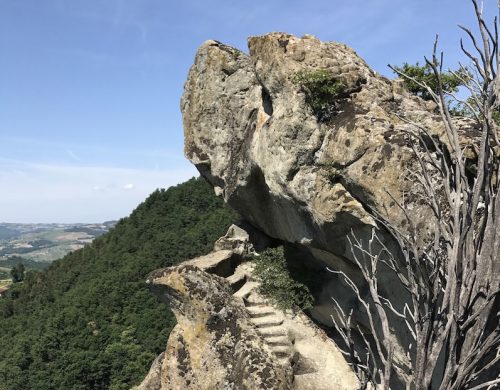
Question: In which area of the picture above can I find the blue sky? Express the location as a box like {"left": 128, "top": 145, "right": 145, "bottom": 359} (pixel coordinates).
{"left": 0, "top": 0, "right": 496, "bottom": 222}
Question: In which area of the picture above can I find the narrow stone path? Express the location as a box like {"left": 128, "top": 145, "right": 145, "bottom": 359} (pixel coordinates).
{"left": 187, "top": 250, "right": 360, "bottom": 389}
{"left": 229, "top": 263, "right": 295, "bottom": 367}
{"left": 244, "top": 292, "right": 294, "bottom": 365}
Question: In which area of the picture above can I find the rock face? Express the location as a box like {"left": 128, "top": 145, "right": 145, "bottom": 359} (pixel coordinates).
{"left": 180, "top": 32, "right": 466, "bottom": 386}
{"left": 182, "top": 33, "right": 446, "bottom": 264}
{"left": 143, "top": 33, "right": 491, "bottom": 389}
{"left": 144, "top": 236, "right": 360, "bottom": 389}
{"left": 146, "top": 264, "right": 293, "bottom": 389}
{"left": 137, "top": 353, "right": 164, "bottom": 390}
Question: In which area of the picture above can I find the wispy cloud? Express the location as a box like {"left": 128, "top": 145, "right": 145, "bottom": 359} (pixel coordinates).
{"left": 0, "top": 135, "right": 186, "bottom": 170}
{"left": 66, "top": 149, "right": 81, "bottom": 162}
{"left": 0, "top": 159, "right": 197, "bottom": 223}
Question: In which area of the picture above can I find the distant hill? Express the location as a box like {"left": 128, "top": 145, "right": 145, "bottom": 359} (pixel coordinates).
{"left": 0, "top": 226, "right": 20, "bottom": 240}
{"left": 0, "top": 221, "right": 116, "bottom": 265}
{"left": 0, "top": 177, "right": 237, "bottom": 390}
{"left": 0, "top": 256, "right": 49, "bottom": 271}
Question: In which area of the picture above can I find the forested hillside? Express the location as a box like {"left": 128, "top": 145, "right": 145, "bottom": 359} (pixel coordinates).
{"left": 0, "top": 177, "right": 237, "bottom": 390}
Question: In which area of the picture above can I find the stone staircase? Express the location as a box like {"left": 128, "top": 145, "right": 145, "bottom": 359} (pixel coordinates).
{"left": 246, "top": 299, "right": 295, "bottom": 365}
{"left": 185, "top": 249, "right": 359, "bottom": 390}
{"left": 225, "top": 263, "right": 295, "bottom": 366}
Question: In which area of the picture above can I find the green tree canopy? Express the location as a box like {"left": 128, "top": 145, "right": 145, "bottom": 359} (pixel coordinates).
{"left": 0, "top": 177, "right": 237, "bottom": 390}
{"left": 10, "top": 263, "right": 25, "bottom": 283}
{"left": 391, "top": 62, "right": 465, "bottom": 101}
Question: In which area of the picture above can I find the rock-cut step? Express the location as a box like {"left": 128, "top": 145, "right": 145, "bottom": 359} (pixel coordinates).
{"left": 244, "top": 291, "right": 268, "bottom": 307}
{"left": 265, "top": 335, "right": 291, "bottom": 346}
{"left": 225, "top": 268, "right": 247, "bottom": 293}
{"left": 256, "top": 325, "right": 288, "bottom": 338}
{"left": 223, "top": 266, "right": 295, "bottom": 368}
{"left": 250, "top": 314, "right": 284, "bottom": 328}
{"left": 270, "top": 345, "right": 293, "bottom": 358}
{"left": 184, "top": 249, "right": 235, "bottom": 277}
{"left": 234, "top": 281, "right": 260, "bottom": 300}
{"left": 246, "top": 305, "right": 276, "bottom": 318}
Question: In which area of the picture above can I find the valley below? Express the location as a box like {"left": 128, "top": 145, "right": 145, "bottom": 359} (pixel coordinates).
{"left": 0, "top": 221, "right": 116, "bottom": 281}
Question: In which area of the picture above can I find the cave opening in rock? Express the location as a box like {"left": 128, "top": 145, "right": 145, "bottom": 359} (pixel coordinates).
{"left": 262, "top": 87, "right": 273, "bottom": 116}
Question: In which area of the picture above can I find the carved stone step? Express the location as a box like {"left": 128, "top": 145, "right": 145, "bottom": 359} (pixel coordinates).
{"left": 264, "top": 335, "right": 292, "bottom": 346}
{"left": 184, "top": 250, "right": 235, "bottom": 277}
{"left": 250, "top": 315, "right": 284, "bottom": 328}
{"left": 270, "top": 345, "right": 292, "bottom": 355}
{"left": 225, "top": 271, "right": 246, "bottom": 293}
{"left": 233, "top": 281, "right": 259, "bottom": 299}
{"left": 257, "top": 326, "right": 288, "bottom": 337}
{"left": 274, "top": 351, "right": 292, "bottom": 359}
{"left": 244, "top": 292, "right": 267, "bottom": 306}
{"left": 278, "top": 357, "right": 291, "bottom": 366}
{"left": 246, "top": 305, "right": 276, "bottom": 318}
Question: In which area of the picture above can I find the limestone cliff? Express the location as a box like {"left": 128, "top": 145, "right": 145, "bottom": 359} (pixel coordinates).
{"left": 143, "top": 33, "right": 479, "bottom": 389}
{"left": 182, "top": 33, "right": 444, "bottom": 255}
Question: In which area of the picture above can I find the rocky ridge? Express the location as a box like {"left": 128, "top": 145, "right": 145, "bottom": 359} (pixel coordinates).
{"left": 179, "top": 32, "right": 453, "bottom": 376}
{"left": 139, "top": 225, "right": 358, "bottom": 389}
{"left": 141, "top": 33, "right": 479, "bottom": 388}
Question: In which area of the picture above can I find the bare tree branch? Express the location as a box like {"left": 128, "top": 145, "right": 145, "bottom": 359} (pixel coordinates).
{"left": 330, "top": 2, "right": 500, "bottom": 388}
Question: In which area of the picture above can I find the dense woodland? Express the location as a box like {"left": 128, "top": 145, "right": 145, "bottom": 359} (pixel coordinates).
{"left": 0, "top": 177, "right": 237, "bottom": 390}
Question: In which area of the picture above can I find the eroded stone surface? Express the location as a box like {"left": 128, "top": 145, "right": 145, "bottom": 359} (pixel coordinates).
{"left": 146, "top": 264, "right": 293, "bottom": 390}
{"left": 213, "top": 224, "right": 253, "bottom": 256}
{"left": 180, "top": 33, "right": 467, "bottom": 385}
{"left": 137, "top": 353, "right": 164, "bottom": 390}
{"left": 181, "top": 33, "right": 474, "bottom": 262}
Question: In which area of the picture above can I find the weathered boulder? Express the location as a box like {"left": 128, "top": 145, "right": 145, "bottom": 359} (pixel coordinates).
{"left": 214, "top": 223, "right": 274, "bottom": 255}
{"left": 180, "top": 33, "right": 465, "bottom": 386}
{"left": 213, "top": 224, "right": 254, "bottom": 256}
{"left": 146, "top": 265, "right": 293, "bottom": 389}
{"left": 182, "top": 33, "right": 447, "bottom": 264}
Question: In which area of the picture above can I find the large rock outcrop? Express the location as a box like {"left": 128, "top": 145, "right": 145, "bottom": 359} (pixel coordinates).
{"left": 141, "top": 228, "right": 360, "bottom": 389}
{"left": 180, "top": 32, "right": 468, "bottom": 387}
{"left": 160, "top": 31, "right": 487, "bottom": 388}
{"left": 145, "top": 264, "right": 293, "bottom": 389}
{"left": 182, "top": 33, "right": 448, "bottom": 264}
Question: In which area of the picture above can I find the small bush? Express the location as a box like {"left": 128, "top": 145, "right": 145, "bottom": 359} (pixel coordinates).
{"left": 391, "top": 62, "right": 466, "bottom": 101}
{"left": 293, "top": 69, "right": 346, "bottom": 122}
{"left": 253, "top": 247, "right": 314, "bottom": 312}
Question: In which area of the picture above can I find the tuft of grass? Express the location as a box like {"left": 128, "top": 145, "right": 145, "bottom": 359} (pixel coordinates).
{"left": 293, "top": 69, "right": 346, "bottom": 122}
{"left": 253, "top": 247, "right": 314, "bottom": 312}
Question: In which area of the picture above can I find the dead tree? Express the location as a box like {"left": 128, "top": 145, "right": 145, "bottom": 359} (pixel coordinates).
{"left": 330, "top": 1, "right": 500, "bottom": 388}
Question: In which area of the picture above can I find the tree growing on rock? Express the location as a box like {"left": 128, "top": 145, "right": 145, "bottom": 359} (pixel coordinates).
{"left": 331, "top": 1, "right": 500, "bottom": 389}
{"left": 391, "top": 62, "right": 466, "bottom": 102}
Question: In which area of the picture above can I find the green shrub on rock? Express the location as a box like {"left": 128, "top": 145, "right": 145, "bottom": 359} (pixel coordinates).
{"left": 293, "top": 69, "right": 346, "bottom": 122}
{"left": 253, "top": 247, "right": 314, "bottom": 312}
